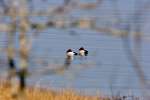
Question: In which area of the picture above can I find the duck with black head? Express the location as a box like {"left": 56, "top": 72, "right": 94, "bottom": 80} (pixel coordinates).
{"left": 79, "top": 47, "right": 88, "bottom": 56}
{"left": 65, "top": 49, "right": 77, "bottom": 66}
{"left": 66, "top": 49, "right": 78, "bottom": 60}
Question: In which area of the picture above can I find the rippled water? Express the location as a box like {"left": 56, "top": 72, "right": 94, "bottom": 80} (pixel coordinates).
{"left": 0, "top": 0, "right": 150, "bottom": 97}
{"left": 0, "top": 29, "right": 150, "bottom": 96}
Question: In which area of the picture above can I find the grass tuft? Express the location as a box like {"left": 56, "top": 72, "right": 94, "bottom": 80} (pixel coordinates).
{"left": 0, "top": 80, "right": 101, "bottom": 100}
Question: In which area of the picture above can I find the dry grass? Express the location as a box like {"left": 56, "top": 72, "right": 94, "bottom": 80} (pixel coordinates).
{"left": 0, "top": 81, "right": 102, "bottom": 100}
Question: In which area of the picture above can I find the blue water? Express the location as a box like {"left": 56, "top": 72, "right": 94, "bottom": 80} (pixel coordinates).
{"left": 0, "top": 0, "right": 150, "bottom": 97}
{"left": 26, "top": 29, "right": 149, "bottom": 96}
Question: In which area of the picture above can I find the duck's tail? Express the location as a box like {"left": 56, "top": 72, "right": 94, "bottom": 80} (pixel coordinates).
{"left": 85, "top": 50, "right": 88, "bottom": 56}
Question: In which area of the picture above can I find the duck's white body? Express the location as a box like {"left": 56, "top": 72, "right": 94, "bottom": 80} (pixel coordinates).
{"left": 66, "top": 52, "right": 74, "bottom": 60}
{"left": 79, "top": 50, "right": 85, "bottom": 56}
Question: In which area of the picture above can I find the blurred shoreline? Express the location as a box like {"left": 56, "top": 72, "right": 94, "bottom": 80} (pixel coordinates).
{"left": 0, "top": 80, "right": 100, "bottom": 100}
